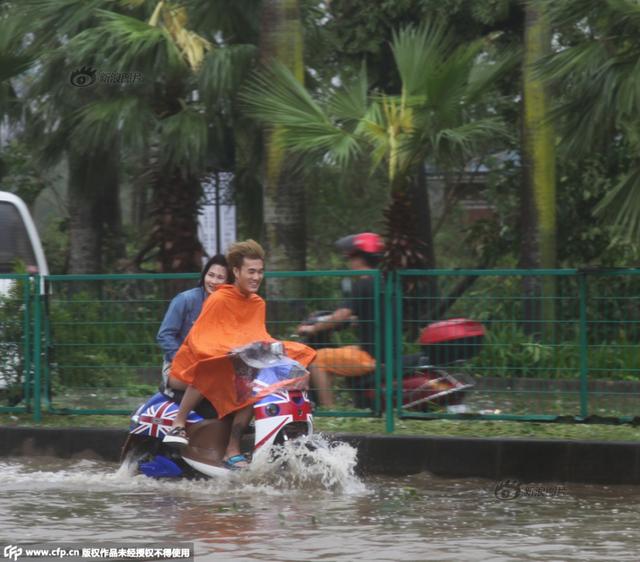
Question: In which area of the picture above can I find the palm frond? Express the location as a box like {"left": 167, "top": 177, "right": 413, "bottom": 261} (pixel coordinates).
{"left": 154, "top": 4, "right": 212, "bottom": 71}
{"left": 540, "top": 41, "right": 610, "bottom": 85}
{"left": 542, "top": 0, "right": 607, "bottom": 28}
{"left": 604, "top": 0, "right": 640, "bottom": 28}
{"left": 64, "top": 9, "right": 187, "bottom": 76}
{"left": 71, "top": 96, "right": 154, "bottom": 155}
{"left": 241, "top": 62, "right": 362, "bottom": 166}
{"left": 543, "top": 2, "right": 640, "bottom": 155}
{"left": 357, "top": 101, "right": 390, "bottom": 171}
{"left": 0, "top": 15, "right": 38, "bottom": 80}
{"left": 428, "top": 118, "right": 507, "bottom": 164}
{"left": 245, "top": 20, "right": 507, "bottom": 185}
{"left": 158, "top": 105, "right": 209, "bottom": 174}
{"left": 16, "top": 0, "right": 106, "bottom": 47}
{"left": 327, "top": 62, "right": 368, "bottom": 127}
{"left": 182, "top": 0, "right": 261, "bottom": 43}
{"left": 466, "top": 47, "right": 520, "bottom": 103}
{"left": 428, "top": 42, "right": 480, "bottom": 106}
{"left": 199, "top": 44, "right": 257, "bottom": 107}
{"left": 595, "top": 165, "right": 640, "bottom": 241}
{"left": 391, "top": 23, "right": 451, "bottom": 98}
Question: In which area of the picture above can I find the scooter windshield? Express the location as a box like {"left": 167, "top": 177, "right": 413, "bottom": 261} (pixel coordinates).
{"left": 230, "top": 341, "right": 309, "bottom": 402}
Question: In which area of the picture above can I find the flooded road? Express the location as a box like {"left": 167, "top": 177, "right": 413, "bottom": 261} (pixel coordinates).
{"left": 1, "top": 443, "right": 639, "bottom": 561}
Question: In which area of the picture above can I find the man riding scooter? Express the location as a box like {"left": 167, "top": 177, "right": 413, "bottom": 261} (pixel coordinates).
{"left": 297, "top": 233, "right": 384, "bottom": 408}
{"left": 163, "top": 239, "right": 316, "bottom": 469}
{"left": 297, "top": 232, "right": 480, "bottom": 412}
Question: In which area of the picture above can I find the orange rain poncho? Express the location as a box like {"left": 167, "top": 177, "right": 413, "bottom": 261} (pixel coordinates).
{"left": 170, "top": 284, "right": 316, "bottom": 418}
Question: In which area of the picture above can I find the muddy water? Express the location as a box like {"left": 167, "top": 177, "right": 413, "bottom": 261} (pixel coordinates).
{"left": 1, "top": 438, "right": 639, "bottom": 562}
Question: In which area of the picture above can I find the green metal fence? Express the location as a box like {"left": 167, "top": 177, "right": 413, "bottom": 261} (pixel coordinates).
{"left": 0, "top": 273, "right": 35, "bottom": 417}
{"left": 394, "top": 269, "right": 640, "bottom": 424}
{"left": 43, "top": 273, "right": 200, "bottom": 415}
{"left": 2, "top": 269, "right": 640, "bottom": 429}
{"left": 262, "top": 270, "right": 384, "bottom": 419}
{"left": 36, "top": 270, "right": 384, "bottom": 418}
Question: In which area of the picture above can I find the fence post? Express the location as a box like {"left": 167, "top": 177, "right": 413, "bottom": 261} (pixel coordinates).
{"left": 42, "top": 278, "right": 52, "bottom": 410}
{"left": 32, "top": 274, "right": 42, "bottom": 423}
{"left": 394, "top": 272, "right": 404, "bottom": 420}
{"left": 578, "top": 271, "right": 589, "bottom": 418}
{"left": 384, "top": 270, "right": 395, "bottom": 433}
{"left": 373, "top": 270, "right": 382, "bottom": 415}
{"left": 22, "top": 275, "right": 32, "bottom": 409}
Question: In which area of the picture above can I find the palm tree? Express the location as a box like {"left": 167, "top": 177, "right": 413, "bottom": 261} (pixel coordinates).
{"left": 242, "top": 23, "right": 511, "bottom": 270}
{"left": 3, "top": 1, "right": 124, "bottom": 273}
{"left": 64, "top": 0, "right": 214, "bottom": 272}
{"left": 16, "top": 0, "right": 257, "bottom": 272}
{"left": 542, "top": 0, "right": 640, "bottom": 241}
{"left": 0, "top": 20, "right": 34, "bottom": 111}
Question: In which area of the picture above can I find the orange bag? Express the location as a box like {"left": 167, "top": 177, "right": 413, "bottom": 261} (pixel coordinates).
{"left": 312, "top": 346, "right": 376, "bottom": 377}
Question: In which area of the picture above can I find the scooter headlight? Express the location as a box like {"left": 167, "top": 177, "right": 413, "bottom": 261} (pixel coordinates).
{"left": 265, "top": 403, "right": 280, "bottom": 416}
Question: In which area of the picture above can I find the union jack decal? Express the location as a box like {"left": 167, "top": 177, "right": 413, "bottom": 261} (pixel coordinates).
{"left": 130, "top": 396, "right": 202, "bottom": 438}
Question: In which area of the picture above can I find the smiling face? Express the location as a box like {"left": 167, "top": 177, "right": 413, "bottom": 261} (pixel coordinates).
{"left": 233, "top": 257, "right": 265, "bottom": 296}
{"left": 203, "top": 264, "right": 229, "bottom": 295}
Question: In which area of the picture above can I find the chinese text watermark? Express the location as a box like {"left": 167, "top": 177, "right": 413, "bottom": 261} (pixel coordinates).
{"left": 69, "top": 67, "right": 143, "bottom": 88}
{"left": 494, "top": 479, "right": 567, "bottom": 501}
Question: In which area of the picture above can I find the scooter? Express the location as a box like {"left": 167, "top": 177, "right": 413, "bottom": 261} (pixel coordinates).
{"left": 302, "top": 312, "right": 483, "bottom": 412}
{"left": 120, "top": 341, "right": 314, "bottom": 478}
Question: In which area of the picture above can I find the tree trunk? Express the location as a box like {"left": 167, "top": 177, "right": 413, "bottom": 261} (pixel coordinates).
{"left": 67, "top": 151, "right": 101, "bottom": 274}
{"left": 259, "top": 0, "right": 306, "bottom": 302}
{"left": 410, "top": 165, "right": 436, "bottom": 270}
{"left": 132, "top": 144, "right": 151, "bottom": 235}
{"left": 95, "top": 147, "right": 124, "bottom": 270}
{"left": 67, "top": 145, "right": 123, "bottom": 274}
{"left": 151, "top": 170, "right": 204, "bottom": 273}
{"left": 521, "top": 0, "right": 556, "bottom": 335}
{"left": 406, "top": 165, "right": 439, "bottom": 330}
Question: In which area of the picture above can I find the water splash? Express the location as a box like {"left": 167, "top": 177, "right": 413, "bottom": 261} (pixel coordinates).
{"left": 1, "top": 435, "right": 364, "bottom": 496}
{"left": 239, "top": 433, "right": 365, "bottom": 494}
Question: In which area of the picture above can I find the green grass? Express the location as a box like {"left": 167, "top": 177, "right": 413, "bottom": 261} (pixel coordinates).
{"left": 2, "top": 412, "right": 640, "bottom": 442}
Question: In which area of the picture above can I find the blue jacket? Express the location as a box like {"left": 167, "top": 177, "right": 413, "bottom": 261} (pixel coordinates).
{"left": 156, "top": 287, "right": 207, "bottom": 362}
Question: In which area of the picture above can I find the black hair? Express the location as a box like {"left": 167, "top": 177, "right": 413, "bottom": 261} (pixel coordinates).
{"left": 199, "top": 254, "right": 233, "bottom": 287}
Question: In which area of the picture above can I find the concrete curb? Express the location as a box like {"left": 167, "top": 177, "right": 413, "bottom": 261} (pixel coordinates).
{"left": 2, "top": 426, "right": 639, "bottom": 484}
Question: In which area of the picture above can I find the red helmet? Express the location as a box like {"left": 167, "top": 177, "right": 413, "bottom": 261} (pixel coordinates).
{"left": 335, "top": 233, "right": 385, "bottom": 256}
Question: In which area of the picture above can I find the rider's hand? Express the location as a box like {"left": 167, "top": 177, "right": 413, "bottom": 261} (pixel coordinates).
{"left": 297, "top": 324, "right": 315, "bottom": 336}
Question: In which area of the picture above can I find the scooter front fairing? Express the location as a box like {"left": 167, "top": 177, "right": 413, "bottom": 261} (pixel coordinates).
{"left": 123, "top": 341, "right": 314, "bottom": 478}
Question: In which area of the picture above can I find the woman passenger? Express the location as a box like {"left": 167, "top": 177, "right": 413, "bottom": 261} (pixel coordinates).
{"left": 156, "top": 254, "right": 232, "bottom": 390}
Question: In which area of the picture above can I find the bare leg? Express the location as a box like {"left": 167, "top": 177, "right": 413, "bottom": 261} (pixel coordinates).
{"left": 223, "top": 405, "right": 253, "bottom": 467}
{"left": 167, "top": 375, "right": 187, "bottom": 391}
{"left": 170, "top": 385, "right": 203, "bottom": 428}
{"left": 309, "top": 364, "right": 335, "bottom": 407}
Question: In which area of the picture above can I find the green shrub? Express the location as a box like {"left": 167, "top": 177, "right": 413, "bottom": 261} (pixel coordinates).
{"left": 465, "top": 324, "right": 640, "bottom": 381}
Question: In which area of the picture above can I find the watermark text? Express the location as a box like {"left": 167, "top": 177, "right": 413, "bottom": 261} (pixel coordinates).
{"left": 69, "top": 67, "right": 143, "bottom": 88}
{"left": 3, "top": 543, "right": 193, "bottom": 561}
{"left": 494, "top": 479, "right": 567, "bottom": 501}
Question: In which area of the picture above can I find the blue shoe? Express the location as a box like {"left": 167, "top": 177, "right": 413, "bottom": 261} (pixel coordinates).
{"left": 223, "top": 454, "right": 249, "bottom": 470}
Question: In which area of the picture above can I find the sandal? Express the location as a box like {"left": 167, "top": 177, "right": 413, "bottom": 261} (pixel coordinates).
{"left": 223, "top": 454, "right": 249, "bottom": 470}
{"left": 163, "top": 426, "right": 188, "bottom": 447}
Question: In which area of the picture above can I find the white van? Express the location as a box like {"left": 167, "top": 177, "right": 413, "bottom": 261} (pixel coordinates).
{"left": 0, "top": 190, "right": 49, "bottom": 278}
{"left": 0, "top": 191, "right": 49, "bottom": 392}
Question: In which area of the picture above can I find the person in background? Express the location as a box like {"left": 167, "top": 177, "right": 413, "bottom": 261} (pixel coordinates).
{"left": 157, "top": 254, "right": 232, "bottom": 389}
{"left": 297, "top": 233, "right": 384, "bottom": 407}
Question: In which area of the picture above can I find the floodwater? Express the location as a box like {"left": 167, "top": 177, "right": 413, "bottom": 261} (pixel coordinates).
{"left": 1, "top": 436, "right": 639, "bottom": 562}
